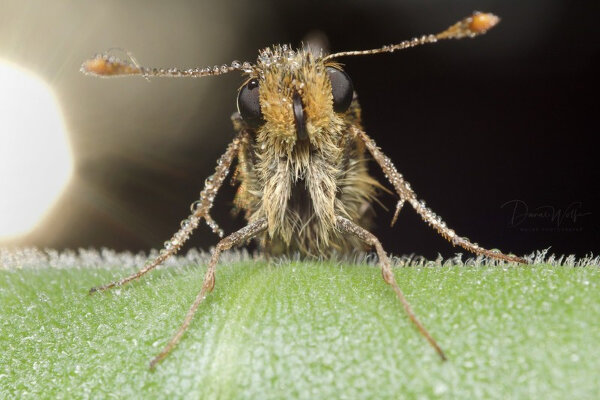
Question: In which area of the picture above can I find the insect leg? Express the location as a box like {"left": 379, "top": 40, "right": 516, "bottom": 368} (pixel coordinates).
{"left": 335, "top": 216, "right": 447, "bottom": 361}
{"left": 353, "top": 127, "right": 526, "bottom": 264}
{"left": 89, "top": 133, "right": 246, "bottom": 295}
{"left": 149, "top": 217, "right": 268, "bottom": 368}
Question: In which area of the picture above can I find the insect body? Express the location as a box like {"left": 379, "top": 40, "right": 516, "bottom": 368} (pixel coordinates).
{"left": 83, "top": 12, "right": 525, "bottom": 368}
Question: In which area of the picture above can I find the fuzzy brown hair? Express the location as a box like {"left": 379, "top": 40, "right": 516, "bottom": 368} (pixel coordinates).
{"left": 233, "top": 46, "right": 383, "bottom": 257}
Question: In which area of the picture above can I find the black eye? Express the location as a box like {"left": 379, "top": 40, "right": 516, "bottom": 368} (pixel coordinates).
{"left": 326, "top": 67, "right": 353, "bottom": 113}
{"left": 237, "top": 78, "right": 263, "bottom": 128}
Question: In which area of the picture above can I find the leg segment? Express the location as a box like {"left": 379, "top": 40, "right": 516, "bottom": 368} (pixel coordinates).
{"left": 336, "top": 216, "right": 447, "bottom": 361}
{"left": 149, "top": 218, "right": 268, "bottom": 368}
{"left": 89, "top": 132, "right": 248, "bottom": 294}
{"left": 353, "top": 126, "right": 526, "bottom": 264}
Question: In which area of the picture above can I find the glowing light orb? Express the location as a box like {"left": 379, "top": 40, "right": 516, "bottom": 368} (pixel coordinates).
{"left": 0, "top": 60, "right": 74, "bottom": 239}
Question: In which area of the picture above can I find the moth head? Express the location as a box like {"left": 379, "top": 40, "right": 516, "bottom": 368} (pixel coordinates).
{"left": 236, "top": 46, "right": 353, "bottom": 148}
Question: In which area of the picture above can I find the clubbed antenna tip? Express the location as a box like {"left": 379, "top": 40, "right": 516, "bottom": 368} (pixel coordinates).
{"left": 469, "top": 12, "right": 500, "bottom": 34}
{"left": 437, "top": 11, "right": 500, "bottom": 40}
{"left": 324, "top": 11, "right": 501, "bottom": 61}
{"left": 80, "top": 54, "right": 141, "bottom": 77}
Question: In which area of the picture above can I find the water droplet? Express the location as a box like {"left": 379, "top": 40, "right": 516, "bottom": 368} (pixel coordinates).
{"left": 242, "top": 61, "right": 252, "bottom": 72}
{"left": 190, "top": 200, "right": 201, "bottom": 212}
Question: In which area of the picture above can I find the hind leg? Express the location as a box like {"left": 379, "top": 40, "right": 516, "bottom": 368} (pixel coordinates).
{"left": 354, "top": 127, "right": 526, "bottom": 264}
{"left": 335, "top": 216, "right": 447, "bottom": 361}
{"left": 89, "top": 133, "right": 244, "bottom": 294}
{"left": 149, "top": 218, "right": 268, "bottom": 368}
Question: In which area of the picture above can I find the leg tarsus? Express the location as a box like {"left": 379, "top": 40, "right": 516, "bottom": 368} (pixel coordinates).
{"left": 89, "top": 259, "right": 163, "bottom": 295}
{"left": 149, "top": 218, "right": 267, "bottom": 369}
{"left": 336, "top": 216, "right": 447, "bottom": 361}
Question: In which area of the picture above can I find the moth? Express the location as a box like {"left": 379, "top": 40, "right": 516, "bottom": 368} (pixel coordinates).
{"left": 82, "top": 12, "right": 525, "bottom": 368}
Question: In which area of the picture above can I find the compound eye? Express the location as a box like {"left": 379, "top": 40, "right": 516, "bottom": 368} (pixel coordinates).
{"left": 326, "top": 66, "right": 353, "bottom": 113}
{"left": 237, "top": 78, "right": 263, "bottom": 128}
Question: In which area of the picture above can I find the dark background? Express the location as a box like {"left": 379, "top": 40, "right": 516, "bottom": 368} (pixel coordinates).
{"left": 2, "top": 0, "right": 598, "bottom": 258}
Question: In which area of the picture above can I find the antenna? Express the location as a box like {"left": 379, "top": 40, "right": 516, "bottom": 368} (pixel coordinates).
{"left": 324, "top": 12, "right": 499, "bottom": 61}
{"left": 81, "top": 53, "right": 254, "bottom": 78}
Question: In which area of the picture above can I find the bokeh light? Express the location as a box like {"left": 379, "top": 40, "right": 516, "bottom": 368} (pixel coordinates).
{"left": 0, "top": 60, "right": 73, "bottom": 239}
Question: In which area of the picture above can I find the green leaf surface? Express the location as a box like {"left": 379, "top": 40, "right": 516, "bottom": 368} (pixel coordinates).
{"left": 1, "top": 254, "right": 599, "bottom": 399}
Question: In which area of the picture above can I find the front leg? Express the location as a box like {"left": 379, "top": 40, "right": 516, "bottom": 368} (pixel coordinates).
{"left": 150, "top": 217, "right": 268, "bottom": 368}
{"left": 89, "top": 131, "right": 248, "bottom": 294}
{"left": 353, "top": 126, "right": 526, "bottom": 264}
{"left": 336, "top": 216, "right": 446, "bottom": 361}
